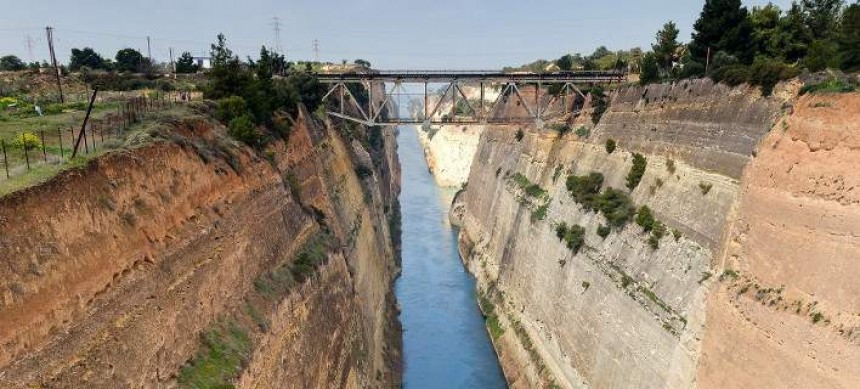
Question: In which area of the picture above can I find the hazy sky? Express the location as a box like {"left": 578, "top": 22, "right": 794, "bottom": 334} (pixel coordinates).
{"left": 1, "top": 0, "right": 793, "bottom": 69}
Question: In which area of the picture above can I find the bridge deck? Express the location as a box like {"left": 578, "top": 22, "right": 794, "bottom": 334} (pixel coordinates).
{"left": 316, "top": 70, "right": 624, "bottom": 83}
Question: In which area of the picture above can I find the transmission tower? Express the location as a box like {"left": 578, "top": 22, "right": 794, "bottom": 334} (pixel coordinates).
{"left": 313, "top": 39, "right": 319, "bottom": 62}
{"left": 271, "top": 17, "right": 283, "bottom": 55}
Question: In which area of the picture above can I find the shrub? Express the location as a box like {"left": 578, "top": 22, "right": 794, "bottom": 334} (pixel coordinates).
{"left": 512, "top": 173, "right": 547, "bottom": 199}
{"left": 563, "top": 224, "right": 586, "bottom": 254}
{"left": 712, "top": 64, "right": 751, "bottom": 86}
{"left": 672, "top": 229, "right": 682, "bottom": 241}
{"left": 531, "top": 204, "right": 548, "bottom": 221}
{"left": 549, "top": 123, "right": 571, "bottom": 135}
{"left": 555, "top": 222, "right": 568, "bottom": 240}
{"left": 228, "top": 114, "right": 263, "bottom": 148}
{"left": 605, "top": 139, "right": 616, "bottom": 154}
{"left": 636, "top": 206, "right": 656, "bottom": 232}
{"left": 178, "top": 320, "right": 252, "bottom": 388}
{"left": 10, "top": 132, "right": 42, "bottom": 151}
{"left": 575, "top": 126, "right": 589, "bottom": 138}
{"left": 596, "top": 224, "right": 611, "bottom": 239}
{"left": 626, "top": 153, "right": 647, "bottom": 190}
{"left": 590, "top": 86, "right": 608, "bottom": 124}
{"left": 621, "top": 274, "right": 633, "bottom": 288}
{"left": 666, "top": 159, "right": 676, "bottom": 174}
{"left": 699, "top": 182, "right": 713, "bottom": 195}
{"left": 596, "top": 188, "right": 635, "bottom": 228}
{"left": 565, "top": 172, "right": 604, "bottom": 210}
{"left": 651, "top": 220, "right": 666, "bottom": 240}
{"left": 291, "top": 235, "right": 330, "bottom": 282}
{"left": 215, "top": 95, "right": 249, "bottom": 123}
{"left": 749, "top": 60, "right": 799, "bottom": 97}
{"left": 515, "top": 128, "right": 524, "bottom": 142}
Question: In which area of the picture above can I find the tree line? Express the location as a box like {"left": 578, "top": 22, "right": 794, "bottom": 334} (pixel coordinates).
{"left": 0, "top": 47, "right": 204, "bottom": 74}
{"left": 635, "top": 0, "right": 859, "bottom": 94}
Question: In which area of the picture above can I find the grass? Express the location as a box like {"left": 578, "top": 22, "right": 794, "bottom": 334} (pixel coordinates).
{"left": 719, "top": 269, "right": 740, "bottom": 282}
{"left": 639, "top": 286, "right": 672, "bottom": 312}
{"left": 0, "top": 104, "right": 193, "bottom": 197}
{"left": 479, "top": 293, "right": 504, "bottom": 340}
{"left": 799, "top": 79, "right": 856, "bottom": 95}
{"left": 178, "top": 320, "right": 253, "bottom": 388}
{"left": 511, "top": 173, "right": 548, "bottom": 199}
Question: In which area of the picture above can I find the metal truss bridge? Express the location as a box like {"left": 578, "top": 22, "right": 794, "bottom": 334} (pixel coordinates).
{"left": 317, "top": 70, "right": 624, "bottom": 126}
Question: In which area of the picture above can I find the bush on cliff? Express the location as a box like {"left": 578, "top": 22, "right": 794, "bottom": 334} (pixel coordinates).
{"left": 563, "top": 224, "right": 586, "bottom": 254}
{"left": 566, "top": 172, "right": 604, "bottom": 210}
{"left": 215, "top": 95, "right": 249, "bottom": 123}
{"left": 636, "top": 205, "right": 656, "bottom": 232}
{"left": 626, "top": 153, "right": 647, "bottom": 190}
{"left": 228, "top": 114, "right": 263, "bottom": 148}
{"left": 605, "top": 139, "right": 617, "bottom": 154}
{"left": 589, "top": 86, "right": 608, "bottom": 124}
{"left": 596, "top": 188, "right": 636, "bottom": 228}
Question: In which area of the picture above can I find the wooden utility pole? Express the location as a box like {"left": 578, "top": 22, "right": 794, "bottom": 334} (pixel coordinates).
{"left": 147, "top": 36, "right": 153, "bottom": 62}
{"left": 45, "top": 26, "right": 64, "bottom": 103}
{"left": 169, "top": 47, "right": 175, "bottom": 76}
{"left": 72, "top": 88, "right": 98, "bottom": 158}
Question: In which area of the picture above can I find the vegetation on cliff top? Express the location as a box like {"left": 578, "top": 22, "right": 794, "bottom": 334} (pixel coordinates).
{"left": 204, "top": 34, "right": 325, "bottom": 149}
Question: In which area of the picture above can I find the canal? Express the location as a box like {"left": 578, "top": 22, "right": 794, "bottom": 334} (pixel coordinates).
{"left": 395, "top": 126, "right": 506, "bottom": 388}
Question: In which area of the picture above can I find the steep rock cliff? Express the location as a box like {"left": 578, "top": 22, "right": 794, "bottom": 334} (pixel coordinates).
{"left": 0, "top": 104, "right": 401, "bottom": 388}
{"left": 453, "top": 80, "right": 859, "bottom": 388}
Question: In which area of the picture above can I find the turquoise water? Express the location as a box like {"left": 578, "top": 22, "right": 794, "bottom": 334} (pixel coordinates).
{"left": 395, "top": 126, "right": 506, "bottom": 388}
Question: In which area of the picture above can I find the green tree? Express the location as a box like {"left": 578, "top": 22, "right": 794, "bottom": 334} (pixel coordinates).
{"left": 556, "top": 54, "right": 574, "bottom": 71}
{"left": 115, "top": 48, "right": 146, "bottom": 72}
{"left": 652, "top": 21, "right": 680, "bottom": 71}
{"left": 206, "top": 34, "right": 253, "bottom": 100}
{"left": 803, "top": 39, "right": 840, "bottom": 71}
{"left": 639, "top": 52, "right": 660, "bottom": 85}
{"left": 0, "top": 55, "right": 25, "bottom": 71}
{"left": 750, "top": 4, "right": 786, "bottom": 59}
{"left": 175, "top": 51, "right": 199, "bottom": 73}
{"left": 354, "top": 59, "right": 371, "bottom": 68}
{"left": 69, "top": 47, "right": 107, "bottom": 71}
{"left": 838, "top": 3, "right": 860, "bottom": 71}
{"left": 801, "top": 0, "right": 844, "bottom": 40}
{"left": 690, "top": 0, "right": 756, "bottom": 66}
{"left": 779, "top": 2, "right": 815, "bottom": 62}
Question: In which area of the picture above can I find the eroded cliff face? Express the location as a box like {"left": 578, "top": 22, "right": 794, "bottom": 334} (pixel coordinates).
{"left": 417, "top": 125, "right": 483, "bottom": 187}
{"left": 0, "top": 104, "right": 401, "bottom": 387}
{"left": 452, "top": 80, "right": 859, "bottom": 388}
{"left": 696, "top": 93, "right": 860, "bottom": 388}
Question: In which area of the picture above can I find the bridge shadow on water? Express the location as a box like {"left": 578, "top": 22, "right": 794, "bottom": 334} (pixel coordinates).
{"left": 394, "top": 126, "right": 507, "bottom": 388}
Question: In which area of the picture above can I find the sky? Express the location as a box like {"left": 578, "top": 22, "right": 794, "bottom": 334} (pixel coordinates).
{"left": 0, "top": 0, "right": 794, "bottom": 69}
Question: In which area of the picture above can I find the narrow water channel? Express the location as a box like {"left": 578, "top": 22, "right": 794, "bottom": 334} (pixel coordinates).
{"left": 395, "top": 126, "right": 506, "bottom": 388}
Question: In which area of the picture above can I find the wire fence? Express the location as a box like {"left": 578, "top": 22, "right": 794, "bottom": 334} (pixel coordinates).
{"left": 0, "top": 91, "right": 198, "bottom": 184}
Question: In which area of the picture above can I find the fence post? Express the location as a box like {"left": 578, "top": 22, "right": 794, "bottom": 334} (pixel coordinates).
{"left": 24, "top": 137, "right": 30, "bottom": 171}
{"left": 40, "top": 130, "right": 47, "bottom": 162}
{"left": 1, "top": 140, "right": 8, "bottom": 178}
{"left": 58, "top": 128, "right": 64, "bottom": 160}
